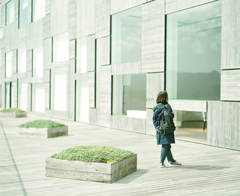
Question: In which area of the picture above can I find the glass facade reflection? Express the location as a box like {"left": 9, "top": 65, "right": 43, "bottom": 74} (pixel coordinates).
{"left": 166, "top": 1, "right": 221, "bottom": 100}
{"left": 6, "top": 51, "right": 12, "bottom": 78}
{"left": 77, "top": 37, "right": 87, "bottom": 73}
{"left": 5, "top": 82, "right": 11, "bottom": 108}
{"left": 174, "top": 110, "right": 207, "bottom": 143}
{"left": 33, "top": 47, "right": 43, "bottom": 77}
{"left": 51, "top": 67, "right": 67, "bottom": 111}
{"left": 112, "top": 6, "right": 142, "bottom": 64}
{"left": 112, "top": 74, "right": 146, "bottom": 118}
{"left": 53, "top": 32, "right": 69, "bottom": 62}
{"left": 6, "top": 0, "right": 14, "bottom": 25}
{"left": 18, "top": 47, "right": 27, "bottom": 73}
{"left": 18, "top": 78, "right": 28, "bottom": 111}
{"left": 32, "top": 83, "right": 45, "bottom": 113}
{"left": 19, "top": 0, "right": 28, "bottom": 28}
{"left": 32, "top": 0, "right": 45, "bottom": 22}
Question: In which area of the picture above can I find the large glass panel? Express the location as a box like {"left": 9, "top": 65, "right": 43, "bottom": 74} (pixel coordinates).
{"left": 6, "top": 0, "right": 14, "bottom": 25}
{"left": 112, "top": 6, "right": 142, "bottom": 64}
{"left": 32, "top": 83, "right": 45, "bottom": 113}
{"left": 19, "top": 0, "right": 28, "bottom": 28}
{"left": 113, "top": 74, "right": 146, "bottom": 118}
{"left": 51, "top": 67, "right": 67, "bottom": 111}
{"left": 32, "top": 0, "right": 45, "bottom": 22}
{"left": 96, "top": 39, "right": 100, "bottom": 108}
{"left": 5, "top": 82, "right": 11, "bottom": 108}
{"left": 18, "top": 78, "right": 28, "bottom": 111}
{"left": 18, "top": 47, "right": 27, "bottom": 73}
{"left": 76, "top": 80, "right": 89, "bottom": 122}
{"left": 6, "top": 51, "right": 12, "bottom": 78}
{"left": 174, "top": 110, "right": 207, "bottom": 143}
{"left": 33, "top": 47, "right": 43, "bottom": 77}
{"left": 53, "top": 32, "right": 69, "bottom": 62}
{"left": 77, "top": 37, "right": 87, "bottom": 73}
{"left": 166, "top": 1, "right": 221, "bottom": 101}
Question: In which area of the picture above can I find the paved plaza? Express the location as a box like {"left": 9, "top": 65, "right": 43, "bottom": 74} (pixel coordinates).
{"left": 1, "top": 114, "right": 240, "bottom": 196}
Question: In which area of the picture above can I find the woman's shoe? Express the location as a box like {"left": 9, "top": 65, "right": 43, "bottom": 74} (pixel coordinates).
{"left": 159, "top": 163, "right": 166, "bottom": 168}
{"left": 169, "top": 160, "right": 182, "bottom": 166}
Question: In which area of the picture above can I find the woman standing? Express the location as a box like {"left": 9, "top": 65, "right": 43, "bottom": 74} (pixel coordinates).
{"left": 152, "top": 91, "right": 182, "bottom": 168}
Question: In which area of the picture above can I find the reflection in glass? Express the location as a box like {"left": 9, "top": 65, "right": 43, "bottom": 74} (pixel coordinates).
{"left": 6, "top": 0, "right": 14, "bottom": 25}
{"left": 53, "top": 32, "right": 69, "bottom": 62}
{"left": 77, "top": 37, "right": 87, "bottom": 73}
{"left": 113, "top": 74, "right": 146, "bottom": 119}
{"left": 5, "top": 82, "right": 11, "bottom": 108}
{"left": 6, "top": 51, "right": 12, "bottom": 78}
{"left": 51, "top": 67, "right": 67, "bottom": 111}
{"left": 18, "top": 78, "right": 28, "bottom": 111}
{"left": 112, "top": 6, "right": 142, "bottom": 64}
{"left": 96, "top": 39, "right": 100, "bottom": 108}
{"left": 76, "top": 80, "right": 89, "bottom": 122}
{"left": 166, "top": 1, "right": 221, "bottom": 100}
{"left": 18, "top": 47, "right": 27, "bottom": 73}
{"left": 33, "top": 47, "right": 43, "bottom": 77}
{"left": 32, "top": 0, "right": 45, "bottom": 22}
{"left": 19, "top": 0, "right": 28, "bottom": 28}
{"left": 32, "top": 83, "right": 45, "bottom": 113}
{"left": 174, "top": 110, "right": 207, "bottom": 143}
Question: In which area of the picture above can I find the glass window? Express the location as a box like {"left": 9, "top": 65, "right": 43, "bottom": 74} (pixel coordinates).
{"left": 51, "top": 67, "right": 67, "bottom": 111}
{"left": 76, "top": 80, "right": 89, "bottom": 122}
{"left": 174, "top": 110, "right": 207, "bottom": 143}
{"left": 77, "top": 37, "right": 87, "bottom": 73}
{"left": 6, "top": 51, "right": 12, "bottom": 78}
{"left": 112, "top": 74, "right": 146, "bottom": 119}
{"left": 53, "top": 32, "right": 69, "bottom": 62}
{"left": 166, "top": 1, "right": 221, "bottom": 101}
{"left": 33, "top": 47, "right": 43, "bottom": 77}
{"left": 19, "top": 0, "right": 28, "bottom": 28}
{"left": 6, "top": 0, "right": 14, "bottom": 25}
{"left": 5, "top": 82, "right": 11, "bottom": 108}
{"left": 32, "top": 0, "right": 45, "bottom": 22}
{"left": 18, "top": 78, "right": 28, "bottom": 111}
{"left": 18, "top": 47, "right": 27, "bottom": 73}
{"left": 112, "top": 6, "right": 142, "bottom": 64}
{"left": 96, "top": 39, "right": 100, "bottom": 108}
{"left": 32, "top": 83, "right": 45, "bottom": 113}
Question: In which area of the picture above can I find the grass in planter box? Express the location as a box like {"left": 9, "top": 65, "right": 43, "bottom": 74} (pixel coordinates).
{"left": 18, "top": 119, "right": 66, "bottom": 128}
{"left": 0, "top": 108, "right": 26, "bottom": 113}
{"left": 50, "top": 145, "right": 134, "bottom": 164}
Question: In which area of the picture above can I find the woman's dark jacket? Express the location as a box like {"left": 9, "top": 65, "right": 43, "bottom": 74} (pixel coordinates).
{"left": 152, "top": 103, "right": 175, "bottom": 145}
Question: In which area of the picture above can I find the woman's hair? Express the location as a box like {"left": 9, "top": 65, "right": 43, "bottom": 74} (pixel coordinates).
{"left": 156, "top": 91, "right": 168, "bottom": 104}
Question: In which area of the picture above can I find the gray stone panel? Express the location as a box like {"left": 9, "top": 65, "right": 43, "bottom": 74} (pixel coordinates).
{"left": 27, "top": 49, "right": 32, "bottom": 72}
{"left": 43, "top": 38, "right": 52, "bottom": 69}
{"left": 27, "top": 0, "right": 32, "bottom": 24}
{"left": 146, "top": 109, "right": 154, "bottom": 135}
{"left": 51, "top": 0, "right": 68, "bottom": 36}
{"left": 165, "top": 0, "right": 217, "bottom": 14}
{"left": 5, "top": 22, "right": 18, "bottom": 51}
{"left": 111, "top": 0, "right": 146, "bottom": 14}
{"left": 146, "top": 72, "right": 164, "bottom": 108}
{"left": 12, "top": 81, "right": 17, "bottom": 108}
{"left": 12, "top": 50, "right": 17, "bottom": 74}
{"left": 45, "top": 82, "right": 50, "bottom": 110}
{"left": 88, "top": 72, "right": 95, "bottom": 108}
{"left": 46, "top": 0, "right": 51, "bottom": 14}
{"left": 168, "top": 100, "right": 207, "bottom": 112}
{"left": 18, "top": 27, "right": 27, "bottom": 48}
{"left": 43, "top": 14, "right": 51, "bottom": 40}
{"left": 43, "top": 69, "right": 50, "bottom": 83}
{"left": 89, "top": 108, "right": 100, "bottom": 125}
{"left": 99, "top": 65, "right": 111, "bottom": 127}
{"left": 1, "top": 5, "right": 4, "bottom": 28}
{"left": 221, "top": 70, "right": 240, "bottom": 101}
{"left": 69, "top": 39, "right": 76, "bottom": 60}
{"left": 67, "top": 59, "right": 75, "bottom": 121}
{"left": 69, "top": 0, "right": 77, "bottom": 40}
{"left": 87, "top": 34, "right": 95, "bottom": 72}
{"left": 74, "top": 73, "right": 88, "bottom": 80}
{"left": 112, "top": 62, "right": 142, "bottom": 75}
{"left": 27, "top": 83, "right": 31, "bottom": 111}
{"left": 45, "top": 109, "right": 68, "bottom": 120}
{"left": 95, "top": 0, "right": 111, "bottom": 38}
{"left": 142, "top": 0, "right": 164, "bottom": 73}
{"left": 97, "top": 36, "right": 110, "bottom": 66}
{"left": 27, "top": 19, "right": 43, "bottom": 49}
{"left": 14, "top": 0, "right": 19, "bottom": 20}
{"left": 221, "top": 0, "right": 240, "bottom": 69}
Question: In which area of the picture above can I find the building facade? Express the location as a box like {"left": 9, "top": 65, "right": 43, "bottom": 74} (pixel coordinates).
{"left": 1, "top": 0, "right": 239, "bottom": 150}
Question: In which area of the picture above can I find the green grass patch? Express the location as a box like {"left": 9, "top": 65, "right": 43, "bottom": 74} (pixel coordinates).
{"left": 18, "top": 119, "right": 66, "bottom": 128}
{"left": 0, "top": 108, "right": 26, "bottom": 113}
{"left": 50, "top": 145, "right": 134, "bottom": 164}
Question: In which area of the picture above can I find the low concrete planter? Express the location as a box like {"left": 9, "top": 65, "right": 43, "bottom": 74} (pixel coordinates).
{"left": 0, "top": 112, "right": 27, "bottom": 118}
{"left": 16, "top": 126, "right": 68, "bottom": 138}
{"left": 46, "top": 154, "right": 137, "bottom": 183}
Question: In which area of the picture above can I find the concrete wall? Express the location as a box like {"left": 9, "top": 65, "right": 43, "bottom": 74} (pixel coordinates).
{"left": 1, "top": 0, "right": 239, "bottom": 150}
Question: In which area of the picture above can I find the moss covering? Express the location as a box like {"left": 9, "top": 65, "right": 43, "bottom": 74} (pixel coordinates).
{"left": 50, "top": 145, "right": 134, "bottom": 164}
{"left": 18, "top": 119, "right": 66, "bottom": 128}
{"left": 0, "top": 108, "right": 26, "bottom": 113}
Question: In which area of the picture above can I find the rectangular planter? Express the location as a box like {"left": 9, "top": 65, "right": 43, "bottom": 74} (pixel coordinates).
{"left": 45, "top": 154, "right": 137, "bottom": 183}
{"left": 0, "top": 112, "right": 27, "bottom": 118}
{"left": 16, "top": 126, "right": 68, "bottom": 138}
